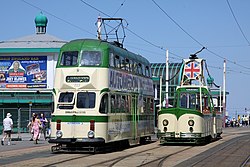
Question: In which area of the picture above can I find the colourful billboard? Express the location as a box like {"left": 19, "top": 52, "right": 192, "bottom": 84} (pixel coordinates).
{"left": 0, "top": 56, "right": 47, "bottom": 89}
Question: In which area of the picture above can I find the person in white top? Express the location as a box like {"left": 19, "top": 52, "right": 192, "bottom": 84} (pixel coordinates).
{"left": 1, "top": 113, "right": 13, "bottom": 146}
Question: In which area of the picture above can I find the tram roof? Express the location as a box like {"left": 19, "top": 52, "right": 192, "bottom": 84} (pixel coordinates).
{"left": 64, "top": 39, "right": 150, "bottom": 65}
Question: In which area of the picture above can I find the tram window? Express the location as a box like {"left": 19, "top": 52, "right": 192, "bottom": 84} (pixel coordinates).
{"left": 145, "top": 66, "right": 149, "bottom": 77}
{"left": 143, "top": 97, "right": 146, "bottom": 113}
{"left": 133, "top": 62, "right": 138, "bottom": 74}
{"left": 124, "top": 95, "right": 129, "bottom": 112}
{"left": 121, "top": 58, "right": 130, "bottom": 71}
{"left": 120, "top": 96, "right": 125, "bottom": 112}
{"left": 126, "top": 59, "right": 131, "bottom": 72}
{"left": 145, "top": 98, "right": 151, "bottom": 113}
{"left": 128, "top": 96, "right": 131, "bottom": 112}
{"left": 120, "top": 57, "right": 125, "bottom": 70}
{"left": 150, "top": 99, "right": 154, "bottom": 112}
{"left": 180, "top": 94, "right": 187, "bottom": 108}
{"left": 99, "top": 94, "right": 108, "bottom": 114}
{"left": 109, "top": 52, "right": 115, "bottom": 67}
{"left": 114, "top": 55, "right": 120, "bottom": 68}
{"left": 138, "top": 63, "right": 143, "bottom": 75}
{"left": 130, "top": 60, "right": 134, "bottom": 73}
{"left": 111, "top": 95, "right": 116, "bottom": 113}
{"left": 141, "top": 64, "right": 145, "bottom": 76}
{"left": 116, "top": 95, "right": 121, "bottom": 112}
{"left": 77, "top": 92, "right": 96, "bottom": 108}
{"left": 58, "top": 92, "right": 74, "bottom": 102}
{"left": 81, "top": 51, "right": 102, "bottom": 66}
{"left": 189, "top": 94, "right": 197, "bottom": 109}
{"left": 60, "top": 51, "right": 78, "bottom": 66}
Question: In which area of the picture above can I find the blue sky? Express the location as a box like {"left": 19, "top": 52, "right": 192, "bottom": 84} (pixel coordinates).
{"left": 1, "top": 0, "right": 250, "bottom": 117}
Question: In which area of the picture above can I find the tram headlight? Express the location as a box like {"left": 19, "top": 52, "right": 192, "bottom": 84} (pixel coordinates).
{"left": 189, "top": 127, "right": 194, "bottom": 133}
{"left": 163, "top": 127, "right": 167, "bottom": 132}
{"left": 188, "top": 120, "right": 195, "bottom": 126}
{"left": 88, "top": 130, "right": 95, "bottom": 139}
{"left": 56, "top": 130, "right": 63, "bottom": 138}
{"left": 162, "top": 119, "right": 169, "bottom": 126}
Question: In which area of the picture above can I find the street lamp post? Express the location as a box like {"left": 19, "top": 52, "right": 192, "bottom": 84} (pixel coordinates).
{"left": 29, "top": 101, "right": 32, "bottom": 120}
{"left": 17, "top": 107, "right": 22, "bottom": 140}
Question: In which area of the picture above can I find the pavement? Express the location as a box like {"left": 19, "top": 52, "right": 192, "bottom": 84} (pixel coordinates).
{"left": 0, "top": 132, "right": 51, "bottom": 152}
{"left": 0, "top": 132, "right": 34, "bottom": 141}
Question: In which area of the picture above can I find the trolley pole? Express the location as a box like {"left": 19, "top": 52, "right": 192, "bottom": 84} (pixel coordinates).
{"left": 97, "top": 15, "right": 102, "bottom": 40}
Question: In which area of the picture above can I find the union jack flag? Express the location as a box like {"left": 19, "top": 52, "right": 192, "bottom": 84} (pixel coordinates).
{"left": 184, "top": 61, "right": 201, "bottom": 79}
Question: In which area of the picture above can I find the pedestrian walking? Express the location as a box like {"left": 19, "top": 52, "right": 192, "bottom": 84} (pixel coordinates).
{"left": 31, "top": 114, "right": 41, "bottom": 144}
{"left": 27, "top": 113, "right": 35, "bottom": 141}
{"left": 39, "top": 113, "right": 48, "bottom": 140}
{"left": 1, "top": 113, "right": 13, "bottom": 146}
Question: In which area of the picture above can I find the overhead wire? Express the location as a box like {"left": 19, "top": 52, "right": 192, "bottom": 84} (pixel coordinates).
{"left": 151, "top": 0, "right": 205, "bottom": 48}
{"left": 79, "top": 0, "right": 184, "bottom": 60}
{"left": 226, "top": 0, "right": 250, "bottom": 46}
{"left": 22, "top": 0, "right": 250, "bottom": 76}
{"left": 151, "top": 0, "right": 250, "bottom": 71}
{"left": 112, "top": 0, "right": 126, "bottom": 17}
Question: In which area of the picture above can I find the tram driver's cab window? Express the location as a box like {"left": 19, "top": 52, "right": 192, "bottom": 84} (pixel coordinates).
{"left": 81, "top": 51, "right": 102, "bottom": 66}
{"left": 60, "top": 51, "right": 78, "bottom": 66}
{"left": 77, "top": 92, "right": 96, "bottom": 108}
{"left": 59, "top": 92, "right": 74, "bottom": 102}
{"left": 180, "top": 93, "right": 197, "bottom": 109}
{"left": 58, "top": 92, "right": 74, "bottom": 109}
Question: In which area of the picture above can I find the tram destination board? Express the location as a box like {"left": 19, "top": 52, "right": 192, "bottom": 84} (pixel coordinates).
{"left": 66, "top": 76, "right": 90, "bottom": 83}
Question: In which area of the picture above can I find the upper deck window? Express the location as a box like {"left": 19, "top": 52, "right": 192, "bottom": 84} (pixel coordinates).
{"left": 60, "top": 51, "right": 78, "bottom": 66}
{"left": 81, "top": 51, "right": 102, "bottom": 66}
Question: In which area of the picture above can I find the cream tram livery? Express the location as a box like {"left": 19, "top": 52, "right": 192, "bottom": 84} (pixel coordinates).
{"left": 48, "top": 39, "right": 155, "bottom": 152}
{"left": 157, "top": 55, "right": 222, "bottom": 144}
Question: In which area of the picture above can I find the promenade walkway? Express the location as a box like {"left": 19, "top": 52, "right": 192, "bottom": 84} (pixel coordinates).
{"left": 0, "top": 132, "right": 50, "bottom": 152}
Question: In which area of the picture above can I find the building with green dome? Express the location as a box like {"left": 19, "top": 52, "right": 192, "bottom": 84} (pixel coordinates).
{"left": 35, "top": 12, "right": 48, "bottom": 34}
{"left": 0, "top": 13, "right": 67, "bottom": 132}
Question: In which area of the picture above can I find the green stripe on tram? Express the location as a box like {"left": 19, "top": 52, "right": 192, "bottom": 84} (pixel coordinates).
{"left": 51, "top": 114, "right": 154, "bottom": 123}
{"left": 51, "top": 115, "right": 108, "bottom": 122}
{"left": 158, "top": 108, "right": 204, "bottom": 120}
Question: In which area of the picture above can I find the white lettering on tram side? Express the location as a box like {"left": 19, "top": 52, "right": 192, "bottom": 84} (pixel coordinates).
{"left": 109, "top": 70, "right": 153, "bottom": 96}
{"left": 66, "top": 122, "right": 84, "bottom": 125}
{"left": 65, "top": 111, "right": 86, "bottom": 114}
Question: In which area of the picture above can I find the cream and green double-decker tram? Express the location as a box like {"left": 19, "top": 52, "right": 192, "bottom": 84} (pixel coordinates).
{"left": 49, "top": 39, "right": 154, "bottom": 152}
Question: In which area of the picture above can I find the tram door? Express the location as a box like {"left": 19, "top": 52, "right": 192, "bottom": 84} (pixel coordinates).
{"left": 131, "top": 95, "right": 138, "bottom": 140}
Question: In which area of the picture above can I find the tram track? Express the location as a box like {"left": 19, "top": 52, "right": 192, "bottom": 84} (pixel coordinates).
{"left": 175, "top": 133, "right": 250, "bottom": 167}
{"left": 41, "top": 154, "right": 93, "bottom": 167}
{"left": 84, "top": 145, "right": 193, "bottom": 167}
{"left": 86, "top": 145, "right": 162, "bottom": 167}
{"left": 241, "top": 155, "right": 250, "bottom": 167}
{"left": 137, "top": 146, "right": 192, "bottom": 167}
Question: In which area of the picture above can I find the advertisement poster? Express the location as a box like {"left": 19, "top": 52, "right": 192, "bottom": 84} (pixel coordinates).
{"left": 0, "top": 56, "right": 47, "bottom": 89}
